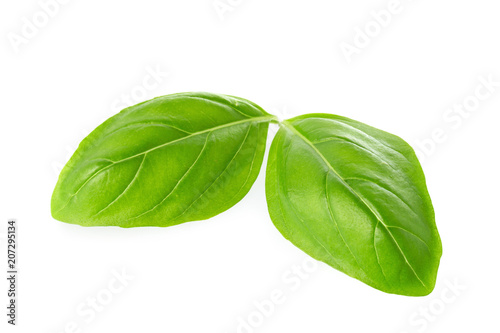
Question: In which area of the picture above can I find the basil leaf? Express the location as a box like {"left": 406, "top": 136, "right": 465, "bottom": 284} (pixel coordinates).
{"left": 266, "top": 114, "right": 442, "bottom": 296}
{"left": 52, "top": 92, "right": 276, "bottom": 227}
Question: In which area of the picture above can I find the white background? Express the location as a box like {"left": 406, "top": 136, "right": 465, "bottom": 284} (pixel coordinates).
{"left": 1, "top": 0, "right": 499, "bottom": 332}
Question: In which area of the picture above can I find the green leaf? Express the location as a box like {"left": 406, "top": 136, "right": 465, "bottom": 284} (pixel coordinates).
{"left": 52, "top": 92, "right": 276, "bottom": 227}
{"left": 265, "top": 114, "right": 442, "bottom": 296}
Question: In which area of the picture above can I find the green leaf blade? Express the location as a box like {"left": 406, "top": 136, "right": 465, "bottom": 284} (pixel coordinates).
{"left": 52, "top": 92, "right": 274, "bottom": 227}
{"left": 266, "top": 114, "right": 442, "bottom": 296}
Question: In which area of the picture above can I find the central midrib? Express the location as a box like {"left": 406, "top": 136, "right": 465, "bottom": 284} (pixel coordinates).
{"left": 103, "top": 115, "right": 276, "bottom": 165}
{"left": 281, "top": 120, "right": 427, "bottom": 289}
{"left": 56, "top": 115, "right": 276, "bottom": 214}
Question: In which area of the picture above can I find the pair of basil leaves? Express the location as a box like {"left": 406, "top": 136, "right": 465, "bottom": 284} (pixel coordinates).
{"left": 52, "top": 92, "right": 442, "bottom": 296}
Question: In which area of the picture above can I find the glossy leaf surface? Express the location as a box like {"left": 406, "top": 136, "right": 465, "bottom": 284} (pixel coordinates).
{"left": 266, "top": 114, "right": 442, "bottom": 296}
{"left": 52, "top": 92, "right": 275, "bottom": 227}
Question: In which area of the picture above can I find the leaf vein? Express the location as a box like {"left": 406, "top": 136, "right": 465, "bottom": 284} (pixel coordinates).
{"left": 324, "top": 171, "right": 372, "bottom": 281}
{"left": 91, "top": 154, "right": 147, "bottom": 217}
{"left": 125, "top": 134, "right": 211, "bottom": 222}
{"left": 170, "top": 125, "right": 253, "bottom": 221}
